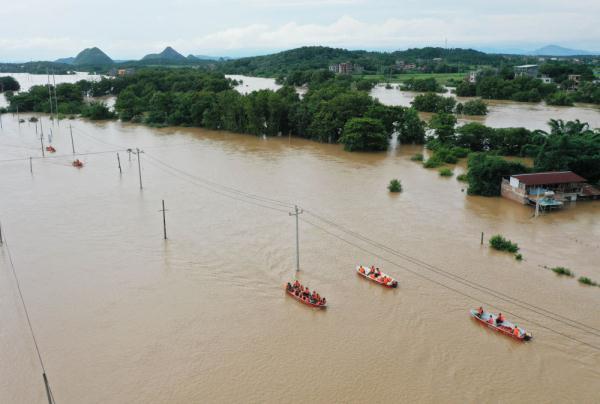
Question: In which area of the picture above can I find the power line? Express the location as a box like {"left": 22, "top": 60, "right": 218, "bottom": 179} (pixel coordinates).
{"left": 1, "top": 226, "right": 57, "bottom": 403}
{"left": 304, "top": 210, "right": 600, "bottom": 338}
{"left": 300, "top": 217, "right": 600, "bottom": 352}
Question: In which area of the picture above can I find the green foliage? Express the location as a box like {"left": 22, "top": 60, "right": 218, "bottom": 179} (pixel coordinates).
{"left": 439, "top": 167, "right": 453, "bottom": 177}
{"left": 388, "top": 179, "right": 402, "bottom": 192}
{"left": 80, "top": 101, "right": 115, "bottom": 120}
{"left": 355, "top": 79, "right": 376, "bottom": 91}
{"left": 572, "top": 82, "right": 600, "bottom": 104}
{"left": 339, "top": 117, "right": 388, "bottom": 151}
{"left": 455, "top": 81, "right": 477, "bottom": 96}
{"left": 0, "top": 76, "right": 20, "bottom": 92}
{"left": 467, "top": 153, "right": 529, "bottom": 196}
{"left": 489, "top": 235, "right": 520, "bottom": 254}
{"left": 456, "top": 173, "right": 468, "bottom": 182}
{"left": 578, "top": 277, "right": 598, "bottom": 286}
{"left": 546, "top": 91, "right": 574, "bottom": 106}
{"left": 7, "top": 82, "right": 86, "bottom": 113}
{"left": 458, "top": 99, "right": 488, "bottom": 115}
{"left": 73, "top": 47, "right": 113, "bottom": 66}
{"left": 515, "top": 253, "right": 523, "bottom": 261}
{"left": 410, "top": 153, "right": 424, "bottom": 161}
{"left": 396, "top": 108, "right": 426, "bottom": 144}
{"left": 476, "top": 75, "right": 557, "bottom": 102}
{"left": 423, "top": 157, "right": 443, "bottom": 168}
{"left": 429, "top": 113, "right": 457, "bottom": 143}
{"left": 551, "top": 267, "right": 574, "bottom": 277}
{"left": 412, "top": 92, "right": 456, "bottom": 113}
{"left": 401, "top": 78, "right": 445, "bottom": 93}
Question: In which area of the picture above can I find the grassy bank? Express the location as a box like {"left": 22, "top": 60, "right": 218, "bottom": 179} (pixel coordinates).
{"left": 359, "top": 72, "right": 465, "bottom": 85}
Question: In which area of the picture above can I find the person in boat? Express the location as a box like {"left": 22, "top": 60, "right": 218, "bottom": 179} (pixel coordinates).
{"left": 293, "top": 280, "right": 300, "bottom": 289}
{"left": 513, "top": 326, "right": 520, "bottom": 337}
{"left": 359, "top": 266, "right": 365, "bottom": 274}
{"left": 287, "top": 282, "right": 293, "bottom": 291}
{"left": 304, "top": 288, "right": 310, "bottom": 298}
{"left": 321, "top": 297, "right": 326, "bottom": 306}
{"left": 477, "top": 307, "right": 484, "bottom": 317}
{"left": 496, "top": 313, "right": 505, "bottom": 325}
{"left": 375, "top": 267, "right": 381, "bottom": 277}
{"left": 488, "top": 316, "right": 494, "bottom": 325}
{"left": 391, "top": 280, "right": 398, "bottom": 287}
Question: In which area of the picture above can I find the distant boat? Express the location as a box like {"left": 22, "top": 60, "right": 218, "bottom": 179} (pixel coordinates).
{"left": 356, "top": 265, "right": 398, "bottom": 288}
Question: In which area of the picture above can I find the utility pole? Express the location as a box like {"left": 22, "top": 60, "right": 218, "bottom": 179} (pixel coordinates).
{"left": 52, "top": 71, "right": 59, "bottom": 125}
{"left": 40, "top": 118, "right": 44, "bottom": 137}
{"left": 159, "top": 200, "right": 168, "bottom": 240}
{"left": 46, "top": 69, "right": 54, "bottom": 122}
{"left": 42, "top": 372, "right": 55, "bottom": 404}
{"left": 29, "top": 157, "right": 33, "bottom": 174}
{"left": 481, "top": 232, "right": 484, "bottom": 245}
{"left": 0, "top": 221, "right": 3, "bottom": 245}
{"left": 40, "top": 134, "right": 45, "bottom": 157}
{"left": 289, "top": 205, "right": 303, "bottom": 272}
{"left": 69, "top": 124, "right": 75, "bottom": 154}
{"left": 116, "top": 153, "right": 122, "bottom": 174}
{"left": 0, "top": 113, "right": 3, "bottom": 129}
{"left": 136, "top": 148, "right": 143, "bottom": 189}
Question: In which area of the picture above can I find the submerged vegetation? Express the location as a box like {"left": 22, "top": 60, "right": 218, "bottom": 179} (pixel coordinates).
{"left": 489, "top": 235, "right": 520, "bottom": 254}
{"left": 388, "top": 179, "right": 402, "bottom": 193}
{"left": 551, "top": 267, "right": 575, "bottom": 277}
{"left": 578, "top": 277, "right": 599, "bottom": 287}
{"left": 439, "top": 168, "right": 453, "bottom": 177}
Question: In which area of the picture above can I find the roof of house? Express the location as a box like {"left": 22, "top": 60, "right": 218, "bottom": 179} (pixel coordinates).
{"left": 511, "top": 171, "right": 586, "bottom": 186}
{"left": 514, "top": 64, "right": 538, "bottom": 69}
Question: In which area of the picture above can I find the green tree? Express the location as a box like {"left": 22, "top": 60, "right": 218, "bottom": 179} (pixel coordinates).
{"left": 339, "top": 118, "right": 388, "bottom": 151}
{"left": 429, "top": 113, "right": 457, "bottom": 144}
{"left": 466, "top": 153, "right": 528, "bottom": 196}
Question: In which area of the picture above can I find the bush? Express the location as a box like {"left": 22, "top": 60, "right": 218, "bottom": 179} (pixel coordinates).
{"left": 439, "top": 168, "right": 453, "bottom": 177}
{"left": 466, "top": 153, "right": 529, "bottom": 196}
{"left": 546, "top": 92, "right": 574, "bottom": 106}
{"left": 412, "top": 92, "right": 456, "bottom": 113}
{"left": 578, "top": 277, "right": 598, "bottom": 286}
{"left": 80, "top": 101, "right": 115, "bottom": 120}
{"left": 456, "top": 173, "right": 468, "bottom": 182}
{"left": 489, "top": 234, "right": 519, "bottom": 253}
{"left": 551, "top": 267, "right": 574, "bottom": 277}
{"left": 410, "top": 153, "right": 424, "bottom": 161}
{"left": 459, "top": 99, "right": 488, "bottom": 115}
{"left": 450, "top": 147, "right": 470, "bottom": 158}
{"left": 515, "top": 253, "right": 523, "bottom": 261}
{"left": 423, "top": 157, "right": 443, "bottom": 168}
{"left": 388, "top": 179, "right": 402, "bottom": 192}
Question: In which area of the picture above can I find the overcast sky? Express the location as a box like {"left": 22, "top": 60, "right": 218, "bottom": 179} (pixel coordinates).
{"left": 1, "top": 0, "right": 599, "bottom": 61}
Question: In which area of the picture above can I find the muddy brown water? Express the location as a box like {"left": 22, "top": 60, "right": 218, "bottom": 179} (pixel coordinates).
{"left": 1, "top": 76, "right": 600, "bottom": 403}
{"left": 1, "top": 113, "right": 600, "bottom": 403}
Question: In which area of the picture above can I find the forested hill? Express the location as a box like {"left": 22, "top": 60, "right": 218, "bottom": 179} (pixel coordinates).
{"left": 219, "top": 46, "right": 510, "bottom": 76}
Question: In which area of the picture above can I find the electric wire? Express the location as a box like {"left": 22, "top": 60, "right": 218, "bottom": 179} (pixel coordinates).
{"left": 300, "top": 217, "right": 600, "bottom": 352}
{"left": 303, "top": 209, "right": 600, "bottom": 338}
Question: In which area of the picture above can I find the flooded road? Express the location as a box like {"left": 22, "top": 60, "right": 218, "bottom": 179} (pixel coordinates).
{"left": 1, "top": 111, "right": 599, "bottom": 403}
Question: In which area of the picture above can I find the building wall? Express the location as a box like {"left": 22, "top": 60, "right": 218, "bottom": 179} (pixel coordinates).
{"left": 501, "top": 180, "right": 528, "bottom": 204}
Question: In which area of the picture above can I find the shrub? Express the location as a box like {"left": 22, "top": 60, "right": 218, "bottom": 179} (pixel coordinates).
{"left": 423, "top": 157, "right": 443, "bottom": 168}
{"left": 578, "top": 277, "right": 598, "bottom": 286}
{"left": 439, "top": 168, "right": 453, "bottom": 177}
{"left": 456, "top": 173, "right": 468, "bottom": 182}
{"left": 460, "top": 99, "right": 488, "bottom": 115}
{"left": 450, "top": 147, "right": 470, "bottom": 158}
{"left": 489, "top": 234, "right": 519, "bottom": 254}
{"left": 81, "top": 101, "right": 115, "bottom": 120}
{"left": 546, "top": 92, "right": 574, "bottom": 106}
{"left": 388, "top": 179, "right": 402, "bottom": 193}
{"left": 551, "top": 267, "right": 574, "bottom": 277}
{"left": 410, "top": 153, "right": 424, "bottom": 161}
{"left": 515, "top": 253, "right": 523, "bottom": 261}
{"left": 339, "top": 117, "right": 388, "bottom": 152}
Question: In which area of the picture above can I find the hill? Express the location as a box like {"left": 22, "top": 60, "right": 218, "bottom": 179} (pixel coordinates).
{"left": 142, "top": 46, "right": 187, "bottom": 62}
{"left": 219, "top": 46, "right": 506, "bottom": 76}
{"left": 73, "top": 47, "right": 113, "bottom": 65}
{"left": 54, "top": 57, "right": 75, "bottom": 64}
{"left": 531, "top": 45, "right": 593, "bottom": 56}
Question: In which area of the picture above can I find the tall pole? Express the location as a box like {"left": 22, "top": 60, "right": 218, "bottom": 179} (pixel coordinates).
{"left": 46, "top": 69, "right": 54, "bottom": 122}
{"left": 40, "top": 118, "right": 44, "bottom": 137}
{"left": 136, "top": 148, "right": 143, "bottom": 189}
{"left": 289, "top": 205, "right": 303, "bottom": 272}
{"left": 52, "top": 71, "right": 59, "bottom": 125}
{"left": 0, "top": 113, "right": 3, "bottom": 129}
{"left": 30, "top": 157, "right": 33, "bottom": 174}
{"left": 42, "top": 372, "right": 55, "bottom": 404}
{"left": 160, "top": 200, "right": 167, "bottom": 240}
{"left": 116, "top": 153, "right": 122, "bottom": 174}
{"left": 69, "top": 124, "right": 75, "bottom": 154}
{"left": 0, "top": 221, "right": 3, "bottom": 245}
{"left": 40, "top": 134, "right": 45, "bottom": 157}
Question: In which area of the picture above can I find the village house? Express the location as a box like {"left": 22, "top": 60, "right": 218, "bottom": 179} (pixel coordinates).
{"left": 567, "top": 74, "right": 581, "bottom": 90}
{"left": 513, "top": 64, "right": 539, "bottom": 78}
{"left": 540, "top": 74, "right": 553, "bottom": 84}
{"left": 500, "top": 171, "right": 600, "bottom": 210}
{"left": 467, "top": 71, "right": 479, "bottom": 83}
{"left": 328, "top": 62, "right": 363, "bottom": 75}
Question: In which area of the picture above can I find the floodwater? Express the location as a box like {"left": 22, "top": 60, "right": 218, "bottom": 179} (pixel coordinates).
{"left": 1, "top": 76, "right": 600, "bottom": 403}
{"left": 0, "top": 72, "right": 102, "bottom": 108}
{"left": 1, "top": 111, "right": 600, "bottom": 404}
{"left": 370, "top": 84, "right": 600, "bottom": 131}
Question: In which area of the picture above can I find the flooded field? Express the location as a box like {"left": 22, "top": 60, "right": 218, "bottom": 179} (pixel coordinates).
{"left": 1, "top": 110, "right": 600, "bottom": 403}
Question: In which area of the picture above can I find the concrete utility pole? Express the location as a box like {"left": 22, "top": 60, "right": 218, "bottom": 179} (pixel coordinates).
{"left": 136, "top": 148, "right": 143, "bottom": 189}
{"left": 289, "top": 205, "right": 303, "bottom": 272}
{"left": 69, "top": 124, "right": 75, "bottom": 154}
{"left": 29, "top": 157, "right": 33, "bottom": 174}
{"left": 40, "top": 134, "right": 45, "bottom": 157}
{"left": 159, "top": 200, "right": 168, "bottom": 240}
{"left": 116, "top": 153, "right": 122, "bottom": 174}
{"left": 0, "top": 221, "right": 3, "bottom": 245}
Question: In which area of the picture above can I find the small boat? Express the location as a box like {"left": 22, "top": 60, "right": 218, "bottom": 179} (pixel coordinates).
{"left": 46, "top": 145, "right": 56, "bottom": 153}
{"left": 285, "top": 285, "right": 327, "bottom": 308}
{"left": 356, "top": 265, "right": 398, "bottom": 288}
{"left": 470, "top": 309, "right": 532, "bottom": 341}
{"left": 72, "top": 159, "right": 84, "bottom": 168}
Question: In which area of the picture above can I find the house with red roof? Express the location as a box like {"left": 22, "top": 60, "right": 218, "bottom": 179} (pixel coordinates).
{"left": 501, "top": 171, "right": 591, "bottom": 207}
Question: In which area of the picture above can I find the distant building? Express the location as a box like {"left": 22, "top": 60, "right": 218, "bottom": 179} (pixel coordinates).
{"left": 501, "top": 171, "right": 589, "bottom": 208}
{"left": 540, "top": 74, "right": 553, "bottom": 84}
{"left": 328, "top": 62, "right": 362, "bottom": 75}
{"left": 432, "top": 57, "right": 442, "bottom": 62}
{"left": 514, "top": 64, "right": 539, "bottom": 78}
{"left": 117, "top": 68, "right": 135, "bottom": 77}
{"left": 467, "top": 71, "right": 479, "bottom": 83}
{"left": 567, "top": 74, "right": 582, "bottom": 90}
